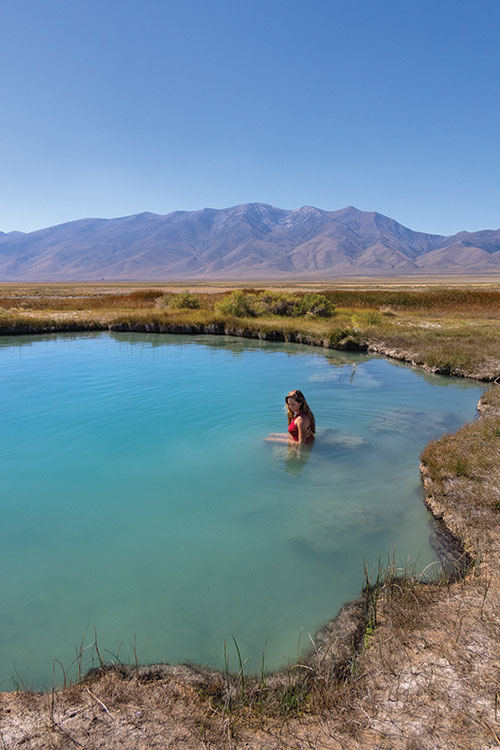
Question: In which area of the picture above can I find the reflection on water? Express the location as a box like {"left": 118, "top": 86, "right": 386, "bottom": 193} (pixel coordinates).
{"left": 269, "top": 441, "right": 314, "bottom": 476}
{"left": 0, "top": 331, "right": 485, "bottom": 689}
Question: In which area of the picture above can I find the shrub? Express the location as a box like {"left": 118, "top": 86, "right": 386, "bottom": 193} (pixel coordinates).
{"left": 298, "top": 293, "right": 335, "bottom": 317}
{"left": 158, "top": 293, "right": 173, "bottom": 308}
{"left": 257, "top": 292, "right": 301, "bottom": 316}
{"left": 170, "top": 292, "right": 201, "bottom": 309}
{"left": 214, "top": 291, "right": 257, "bottom": 317}
{"left": 255, "top": 292, "right": 334, "bottom": 318}
{"left": 160, "top": 292, "right": 201, "bottom": 309}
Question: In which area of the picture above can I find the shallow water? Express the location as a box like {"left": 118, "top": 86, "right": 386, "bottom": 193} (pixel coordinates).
{"left": 0, "top": 332, "right": 484, "bottom": 689}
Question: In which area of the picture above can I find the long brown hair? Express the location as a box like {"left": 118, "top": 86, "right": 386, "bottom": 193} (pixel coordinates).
{"left": 285, "top": 389, "right": 315, "bottom": 434}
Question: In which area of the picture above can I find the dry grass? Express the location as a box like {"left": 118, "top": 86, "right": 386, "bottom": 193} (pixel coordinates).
{"left": 479, "top": 384, "right": 500, "bottom": 413}
{"left": 0, "top": 289, "right": 161, "bottom": 311}
{"left": 367, "top": 320, "right": 500, "bottom": 378}
{"left": 322, "top": 288, "right": 500, "bottom": 312}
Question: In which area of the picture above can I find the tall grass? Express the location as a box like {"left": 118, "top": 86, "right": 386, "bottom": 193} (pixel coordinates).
{"left": 0, "top": 289, "right": 163, "bottom": 311}
{"left": 367, "top": 323, "right": 500, "bottom": 376}
{"left": 320, "top": 288, "right": 500, "bottom": 312}
{"left": 421, "top": 405, "right": 500, "bottom": 499}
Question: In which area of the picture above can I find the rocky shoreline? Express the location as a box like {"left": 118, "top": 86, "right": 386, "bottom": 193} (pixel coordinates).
{"left": 2, "top": 317, "right": 497, "bottom": 381}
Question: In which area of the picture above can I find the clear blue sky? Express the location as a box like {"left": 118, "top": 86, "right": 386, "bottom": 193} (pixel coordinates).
{"left": 1, "top": 0, "right": 499, "bottom": 235}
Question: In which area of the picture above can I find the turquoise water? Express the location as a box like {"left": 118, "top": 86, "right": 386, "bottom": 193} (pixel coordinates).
{"left": 0, "top": 332, "right": 484, "bottom": 689}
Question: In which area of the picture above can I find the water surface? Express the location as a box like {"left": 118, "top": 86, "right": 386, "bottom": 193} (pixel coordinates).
{"left": 0, "top": 332, "right": 484, "bottom": 689}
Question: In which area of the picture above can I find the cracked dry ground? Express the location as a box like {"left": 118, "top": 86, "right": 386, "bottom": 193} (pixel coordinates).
{"left": 1, "top": 393, "right": 499, "bottom": 749}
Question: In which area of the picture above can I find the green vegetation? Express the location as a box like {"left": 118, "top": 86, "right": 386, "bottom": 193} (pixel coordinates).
{"left": 214, "top": 290, "right": 257, "bottom": 317}
{"left": 352, "top": 309, "right": 382, "bottom": 327}
{"left": 210, "top": 290, "right": 335, "bottom": 318}
{"left": 257, "top": 291, "right": 300, "bottom": 316}
{"left": 159, "top": 291, "right": 202, "bottom": 309}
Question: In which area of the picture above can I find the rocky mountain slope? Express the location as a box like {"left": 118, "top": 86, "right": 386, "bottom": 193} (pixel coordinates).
{"left": 1, "top": 204, "right": 499, "bottom": 279}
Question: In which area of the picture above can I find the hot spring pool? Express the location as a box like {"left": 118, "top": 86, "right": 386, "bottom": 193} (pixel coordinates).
{"left": 0, "top": 332, "right": 485, "bottom": 689}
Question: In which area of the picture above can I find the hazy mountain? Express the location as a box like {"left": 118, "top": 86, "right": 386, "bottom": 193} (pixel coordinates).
{"left": 0, "top": 204, "right": 499, "bottom": 280}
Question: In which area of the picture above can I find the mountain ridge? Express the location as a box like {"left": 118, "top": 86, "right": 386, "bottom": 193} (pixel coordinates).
{"left": 1, "top": 204, "right": 499, "bottom": 280}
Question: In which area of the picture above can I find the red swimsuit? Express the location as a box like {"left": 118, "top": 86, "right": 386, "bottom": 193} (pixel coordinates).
{"left": 288, "top": 415, "right": 314, "bottom": 443}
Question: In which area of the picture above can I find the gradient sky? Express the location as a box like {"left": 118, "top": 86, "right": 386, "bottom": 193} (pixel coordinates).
{"left": 1, "top": 0, "right": 499, "bottom": 235}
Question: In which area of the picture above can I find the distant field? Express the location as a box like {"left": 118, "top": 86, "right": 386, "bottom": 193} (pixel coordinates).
{"left": 1, "top": 274, "right": 500, "bottom": 293}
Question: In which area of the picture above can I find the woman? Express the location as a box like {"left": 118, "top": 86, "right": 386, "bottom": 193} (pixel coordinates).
{"left": 266, "top": 389, "right": 315, "bottom": 445}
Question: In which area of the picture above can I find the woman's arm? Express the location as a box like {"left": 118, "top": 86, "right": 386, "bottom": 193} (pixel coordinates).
{"left": 264, "top": 433, "right": 290, "bottom": 443}
{"left": 296, "top": 416, "right": 310, "bottom": 444}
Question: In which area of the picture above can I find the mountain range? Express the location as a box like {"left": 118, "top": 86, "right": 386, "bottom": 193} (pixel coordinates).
{"left": 1, "top": 204, "right": 500, "bottom": 280}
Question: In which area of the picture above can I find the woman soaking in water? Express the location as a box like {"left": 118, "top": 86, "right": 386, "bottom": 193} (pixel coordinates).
{"left": 266, "top": 389, "right": 315, "bottom": 445}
